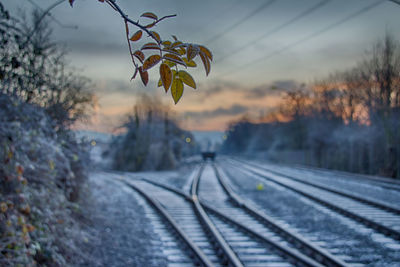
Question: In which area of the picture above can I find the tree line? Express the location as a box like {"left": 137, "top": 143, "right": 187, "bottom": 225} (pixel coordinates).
{"left": 222, "top": 34, "right": 400, "bottom": 179}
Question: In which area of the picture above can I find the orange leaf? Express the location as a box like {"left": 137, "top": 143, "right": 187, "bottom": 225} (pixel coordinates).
{"left": 163, "top": 54, "right": 186, "bottom": 67}
{"left": 186, "top": 44, "right": 199, "bottom": 61}
{"left": 162, "top": 48, "right": 181, "bottom": 56}
{"left": 150, "top": 31, "right": 161, "bottom": 43}
{"left": 160, "top": 63, "right": 172, "bottom": 92}
{"left": 171, "top": 41, "right": 183, "bottom": 48}
{"left": 130, "top": 30, "right": 142, "bottom": 42}
{"left": 162, "top": 40, "right": 172, "bottom": 47}
{"left": 145, "top": 22, "right": 156, "bottom": 29}
{"left": 199, "top": 52, "right": 211, "bottom": 76}
{"left": 133, "top": 50, "right": 145, "bottom": 63}
{"left": 141, "top": 42, "right": 161, "bottom": 50}
{"left": 139, "top": 67, "right": 149, "bottom": 86}
{"left": 141, "top": 12, "right": 158, "bottom": 20}
{"left": 199, "top": 45, "right": 213, "bottom": 61}
{"left": 143, "top": 55, "right": 161, "bottom": 71}
{"left": 16, "top": 165, "right": 24, "bottom": 175}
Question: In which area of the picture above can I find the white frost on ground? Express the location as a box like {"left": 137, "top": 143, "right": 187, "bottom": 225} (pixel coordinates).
{"left": 81, "top": 172, "right": 168, "bottom": 266}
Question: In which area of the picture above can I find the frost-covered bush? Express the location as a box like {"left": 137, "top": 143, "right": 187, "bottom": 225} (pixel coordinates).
{"left": 0, "top": 94, "right": 90, "bottom": 266}
{"left": 109, "top": 95, "right": 196, "bottom": 171}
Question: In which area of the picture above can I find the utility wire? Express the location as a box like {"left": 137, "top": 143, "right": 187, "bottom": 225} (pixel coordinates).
{"left": 186, "top": 0, "right": 242, "bottom": 41}
{"left": 206, "top": 0, "right": 277, "bottom": 45}
{"left": 216, "top": 0, "right": 331, "bottom": 64}
{"left": 27, "top": 0, "right": 78, "bottom": 29}
{"left": 388, "top": 0, "right": 400, "bottom": 5}
{"left": 218, "top": 0, "right": 385, "bottom": 79}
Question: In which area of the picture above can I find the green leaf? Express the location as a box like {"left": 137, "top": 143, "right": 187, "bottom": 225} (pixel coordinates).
{"left": 171, "top": 77, "right": 184, "bottom": 104}
{"left": 178, "top": 70, "right": 196, "bottom": 89}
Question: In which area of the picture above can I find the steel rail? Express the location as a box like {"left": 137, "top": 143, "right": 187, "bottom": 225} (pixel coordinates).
{"left": 142, "top": 177, "right": 325, "bottom": 267}
{"left": 191, "top": 165, "right": 245, "bottom": 267}
{"left": 212, "top": 164, "right": 348, "bottom": 267}
{"left": 117, "top": 177, "right": 215, "bottom": 267}
{"left": 234, "top": 159, "right": 400, "bottom": 215}
{"left": 234, "top": 161, "right": 400, "bottom": 241}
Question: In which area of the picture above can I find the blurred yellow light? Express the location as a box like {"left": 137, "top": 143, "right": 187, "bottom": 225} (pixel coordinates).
{"left": 222, "top": 135, "right": 227, "bottom": 140}
{"left": 185, "top": 137, "right": 191, "bottom": 143}
{"left": 91, "top": 140, "right": 97, "bottom": 146}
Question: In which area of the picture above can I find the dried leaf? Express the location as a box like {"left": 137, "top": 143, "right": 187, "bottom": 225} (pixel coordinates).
{"left": 130, "top": 30, "right": 142, "bottom": 42}
{"left": 158, "top": 78, "right": 162, "bottom": 87}
{"left": 178, "top": 70, "right": 196, "bottom": 89}
{"left": 162, "top": 40, "right": 172, "bottom": 47}
{"left": 141, "top": 12, "right": 158, "bottom": 20}
{"left": 186, "top": 44, "right": 199, "bottom": 61}
{"left": 145, "top": 22, "right": 156, "bottom": 29}
{"left": 172, "top": 35, "right": 178, "bottom": 41}
{"left": 162, "top": 48, "right": 181, "bottom": 56}
{"left": 141, "top": 42, "right": 161, "bottom": 50}
{"left": 171, "top": 41, "right": 183, "bottom": 48}
{"left": 163, "top": 54, "right": 186, "bottom": 67}
{"left": 178, "top": 47, "right": 186, "bottom": 55}
{"left": 139, "top": 66, "right": 149, "bottom": 86}
{"left": 133, "top": 50, "right": 145, "bottom": 63}
{"left": 171, "top": 77, "right": 184, "bottom": 104}
{"left": 16, "top": 165, "right": 24, "bottom": 175}
{"left": 183, "top": 57, "right": 197, "bottom": 67}
{"left": 199, "top": 45, "right": 213, "bottom": 61}
{"left": 160, "top": 63, "right": 172, "bottom": 92}
{"left": 199, "top": 52, "right": 211, "bottom": 76}
{"left": 150, "top": 31, "right": 161, "bottom": 43}
{"left": 164, "top": 60, "right": 176, "bottom": 68}
{"left": 143, "top": 55, "right": 161, "bottom": 71}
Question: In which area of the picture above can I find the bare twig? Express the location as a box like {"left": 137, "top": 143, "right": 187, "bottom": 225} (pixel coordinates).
{"left": 21, "top": 0, "right": 65, "bottom": 47}
{"left": 124, "top": 19, "right": 138, "bottom": 69}
{"left": 104, "top": 0, "right": 176, "bottom": 44}
{"left": 26, "top": 0, "right": 78, "bottom": 29}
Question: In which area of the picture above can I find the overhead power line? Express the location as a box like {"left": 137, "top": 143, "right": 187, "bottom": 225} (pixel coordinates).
{"left": 218, "top": 0, "right": 385, "bottom": 79}
{"left": 216, "top": 0, "right": 331, "bottom": 64}
{"left": 27, "top": 0, "right": 78, "bottom": 29}
{"left": 206, "top": 0, "right": 277, "bottom": 45}
{"left": 388, "top": 0, "right": 400, "bottom": 5}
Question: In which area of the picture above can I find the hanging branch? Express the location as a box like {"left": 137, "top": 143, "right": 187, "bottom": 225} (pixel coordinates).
{"left": 69, "top": 0, "right": 213, "bottom": 104}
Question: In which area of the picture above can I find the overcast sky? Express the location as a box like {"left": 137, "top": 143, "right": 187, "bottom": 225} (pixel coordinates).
{"left": 6, "top": 0, "right": 400, "bottom": 132}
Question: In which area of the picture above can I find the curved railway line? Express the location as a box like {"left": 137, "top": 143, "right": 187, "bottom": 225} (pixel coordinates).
{"left": 116, "top": 164, "right": 355, "bottom": 266}
{"left": 226, "top": 158, "right": 400, "bottom": 242}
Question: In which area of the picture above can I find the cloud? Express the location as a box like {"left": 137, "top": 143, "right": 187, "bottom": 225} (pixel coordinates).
{"left": 93, "top": 79, "right": 158, "bottom": 95}
{"left": 244, "top": 79, "right": 299, "bottom": 99}
{"left": 184, "top": 104, "right": 248, "bottom": 119}
{"left": 200, "top": 80, "right": 241, "bottom": 97}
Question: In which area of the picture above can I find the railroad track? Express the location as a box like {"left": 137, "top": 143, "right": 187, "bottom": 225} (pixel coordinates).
{"left": 226, "top": 158, "right": 400, "bottom": 243}
{"left": 118, "top": 164, "right": 351, "bottom": 266}
{"left": 290, "top": 163, "right": 400, "bottom": 192}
